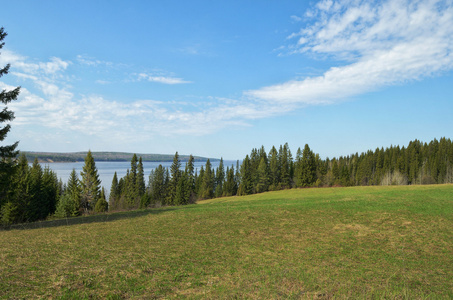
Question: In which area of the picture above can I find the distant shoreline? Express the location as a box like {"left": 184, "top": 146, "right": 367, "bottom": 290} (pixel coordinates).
{"left": 20, "top": 151, "right": 219, "bottom": 163}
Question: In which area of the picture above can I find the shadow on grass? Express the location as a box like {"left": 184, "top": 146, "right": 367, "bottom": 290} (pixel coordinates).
{"left": 1, "top": 206, "right": 187, "bottom": 231}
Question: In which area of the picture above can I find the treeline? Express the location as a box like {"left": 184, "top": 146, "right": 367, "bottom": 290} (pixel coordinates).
{"left": 1, "top": 138, "right": 452, "bottom": 225}
{"left": 109, "top": 152, "right": 239, "bottom": 210}
{"left": 0, "top": 155, "right": 61, "bottom": 225}
{"left": 0, "top": 151, "right": 109, "bottom": 225}
{"left": 110, "top": 137, "right": 453, "bottom": 210}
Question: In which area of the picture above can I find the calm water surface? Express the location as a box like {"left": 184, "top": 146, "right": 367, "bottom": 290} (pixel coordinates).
{"left": 42, "top": 160, "right": 237, "bottom": 193}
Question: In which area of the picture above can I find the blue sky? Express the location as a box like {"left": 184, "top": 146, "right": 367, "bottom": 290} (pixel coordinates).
{"left": 1, "top": 0, "right": 452, "bottom": 160}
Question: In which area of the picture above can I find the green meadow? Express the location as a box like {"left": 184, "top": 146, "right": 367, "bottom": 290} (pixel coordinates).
{"left": 1, "top": 185, "right": 452, "bottom": 299}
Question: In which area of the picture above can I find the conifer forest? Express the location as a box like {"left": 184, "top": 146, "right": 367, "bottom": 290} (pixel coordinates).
{"left": 1, "top": 137, "right": 453, "bottom": 226}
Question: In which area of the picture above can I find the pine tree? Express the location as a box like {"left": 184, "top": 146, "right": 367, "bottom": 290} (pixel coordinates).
{"left": 95, "top": 187, "right": 109, "bottom": 213}
{"left": 299, "top": 144, "right": 317, "bottom": 187}
{"left": 195, "top": 166, "right": 204, "bottom": 197}
{"left": 1, "top": 154, "right": 29, "bottom": 225}
{"left": 67, "top": 168, "right": 81, "bottom": 216}
{"left": 109, "top": 172, "right": 119, "bottom": 210}
{"left": 224, "top": 165, "right": 238, "bottom": 196}
{"left": 256, "top": 156, "right": 269, "bottom": 193}
{"left": 137, "top": 156, "right": 146, "bottom": 197}
{"left": 0, "top": 27, "right": 21, "bottom": 205}
{"left": 167, "top": 152, "right": 181, "bottom": 205}
{"left": 150, "top": 164, "right": 166, "bottom": 205}
{"left": 215, "top": 158, "right": 225, "bottom": 198}
{"left": 268, "top": 146, "right": 280, "bottom": 190}
{"left": 80, "top": 150, "right": 101, "bottom": 212}
{"left": 41, "top": 166, "right": 59, "bottom": 218}
{"left": 185, "top": 155, "right": 196, "bottom": 203}
{"left": 200, "top": 159, "right": 214, "bottom": 199}
{"left": 28, "top": 158, "right": 43, "bottom": 221}
{"left": 238, "top": 155, "right": 253, "bottom": 195}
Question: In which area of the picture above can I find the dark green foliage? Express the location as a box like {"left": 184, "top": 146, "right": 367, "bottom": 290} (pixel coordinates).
{"left": 55, "top": 169, "right": 80, "bottom": 218}
{"left": 1, "top": 154, "right": 59, "bottom": 224}
{"left": 200, "top": 159, "right": 214, "bottom": 199}
{"left": 295, "top": 144, "right": 317, "bottom": 187}
{"left": 109, "top": 172, "right": 120, "bottom": 210}
{"left": 268, "top": 146, "right": 280, "bottom": 190}
{"left": 149, "top": 164, "right": 167, "bottom": 205}
{"left": 238, "top": 155, "right": 253, "bottom": 195}
{"left": 137, "top": 157, "right": 146, "bottom": 197}
{"left": 174, "top": 171, "right": 191, "bottom": 205}
{"left": 80, "top": 150, "right": 101, "bottom": 212}
{"left": 167, "top": 152, "right": 181, "bottom": 205}
{"left": 94, "top": 188, "right": 108, "bottom": 213}
{"left": 256, "top": 156, "right": 269, "bottom": 193}
{"left": 0, "top": 27, "right": 20, "bottom": 206}
{"left": 215, "top": 158, "right": 225, "bottom": 197}
{"left": 223, "top": 166, "right": 238, "bottom": 196}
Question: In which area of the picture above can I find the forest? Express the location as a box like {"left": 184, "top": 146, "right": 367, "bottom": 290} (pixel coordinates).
{"left": 1, "top": 137, "right": 452, "bottom": 226}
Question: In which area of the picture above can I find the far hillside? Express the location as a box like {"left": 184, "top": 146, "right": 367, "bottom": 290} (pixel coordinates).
{"left": 20, "top": 151, "right": 218, "bottom": 163}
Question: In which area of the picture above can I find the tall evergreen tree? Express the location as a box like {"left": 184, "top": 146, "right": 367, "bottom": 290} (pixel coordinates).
{"left": 298, "top": 144, "right": 317, "bottom": 187}
{"left": 150, "top": 164, "right": 167, "bottom": 205}
{"left": 67, "top": 168, "right": 81, "bottom": 216}
{"left": 109, "top": 172, "right": 119, "bottom": 210}
{"left": 200, "top": 159, "right": 214, "bottom": 199}
{"left": 28, "top": 158, "right": 43, "bottom": 221}
{"left": 1, "top": 154, "right": 29, "bottom": 224}
{"left": 186, "top": 154, "right": 195, "bottom": 193}
{"left": 167, "top": 152, "right": 181, "bottom": 205}
{"left": 137, "top": 156, "right": 146, "bottom": 197}
{"left": 0, "top": 27, "right": 20, "bottom": 206}
{"left": 80, "top": 150, "right": 101, "bottom": 212}
{"left": 215, "top": 158, "right": 225, "bottom": 198}
{"left": 268, "top": 146, "right": 279, "bottom": 190}
{"left": 41, "top": 166, "right": 59, "bottom": 218}
{"left": 238, "top": 155, "right": 253, "bottom": 195}
{"left": 256, "top": 156, "right": 270, "bottom": 193}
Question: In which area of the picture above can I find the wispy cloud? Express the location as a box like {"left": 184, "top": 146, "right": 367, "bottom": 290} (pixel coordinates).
{"left": 137, "top": 72, "right": 192, "bottom": 84}
{"left": 76, "top": 54, "right": 113, "bottom": 67}
{"left": 1, "top": 50, "right": 286, "bottom": 144}
{"left": 247, "top": 0, "right": 453, "bottom": 104}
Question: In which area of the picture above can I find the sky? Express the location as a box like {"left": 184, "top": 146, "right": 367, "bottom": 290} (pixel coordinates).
{"left": 0, "top": 0, "right": 452, "bottom": 160}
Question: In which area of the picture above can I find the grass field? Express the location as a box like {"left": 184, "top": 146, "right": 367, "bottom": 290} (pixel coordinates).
{"left": 1, "top": 185, "right": 452, "bottom": 299}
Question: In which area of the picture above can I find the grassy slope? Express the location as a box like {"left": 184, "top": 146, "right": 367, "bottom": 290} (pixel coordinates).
{"left": 1, "top": 185, "right": 452, "bottom": 299}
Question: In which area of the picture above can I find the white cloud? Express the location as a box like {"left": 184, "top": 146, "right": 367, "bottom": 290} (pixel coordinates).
{"left": 2, "top": 50, "right": 287, "bottom": 144}
{"left": 137, "top": 73, "right": 192, "bottom": 84}
{"left": 247, "top": 0, "right": 453, "bottom": 104}
{"left": 76, "top": 55, "right": 113, "bottom": 67}
{"left": 290, "top": 15, "right": 302, "bottom": 22}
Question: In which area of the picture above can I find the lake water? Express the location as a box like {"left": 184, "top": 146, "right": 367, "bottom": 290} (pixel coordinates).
{"left": 41, "top": 160, "right": 238, "bottom": 193}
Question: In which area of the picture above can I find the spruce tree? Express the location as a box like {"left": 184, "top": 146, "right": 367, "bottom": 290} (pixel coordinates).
{"left": 95, "top": 187, "right": 108, "bottom": 213}
{"left": 41, "top": 166, "right": 59, "bottom": 218}
{"left": 268, "top": 146, "right": 280, "bottom": 190}
{"left": 28, "top": 158, "right": 43, "bottom": 221}
{"left": 256, "top": 156, "right": 269, "bottom": 193}
{"left": 215, "top": 158, "right": 225, "bottom": 198}
{"left": 109, "top": 172, "right": 119, "bottom": 210}
{"left": 150, "top": 164, "right": 166, "bottom": 205}
{"left": 200, "top": 159, "right": 214, "bottom": 199}
{"left": 80, "top": 150, "right": 101, "bottom": 212}
{"left": 137, "top": 156, "right": 146, "bottom": 197}
{"left": 2, "top": 154, "right": 29, "bottom": 224}
{"left": 299, "top": 144, "right": 317, "bottom": 187}
{"left": 168, "top": 152, "right": 181, "bottom": 204}
{"left": 238, "top": 155, "right": 253, "bottom": 195}
{"left": 67, "top": 168, "right": 81, "bottom": 216}
{"left": 0, "top": 27, "right": 21, "bottom": 205}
